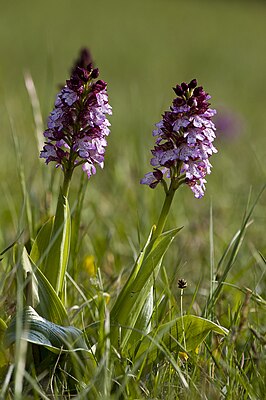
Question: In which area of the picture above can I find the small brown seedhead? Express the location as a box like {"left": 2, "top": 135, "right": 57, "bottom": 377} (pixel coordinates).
{"left": 178, "top": 279, "right": 187, "bottom": 289}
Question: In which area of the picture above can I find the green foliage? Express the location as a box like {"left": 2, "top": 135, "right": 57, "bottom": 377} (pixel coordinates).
{"left": 21, "top": 247, "right": 69, "bottom": 325}
{"left": 110, "top": 227, "right": 182, "bottom": 349}
{"left": 4, "top": 306, "right": 95, "bottom": 395}
{"left": 43, "top": 191, "right": 71, "bottom": 298}
{"left": 4, "top": 306, "right": 88, "bottom": 355}
{"left": 30, "top": 216, "right": 54, "bottom": 272}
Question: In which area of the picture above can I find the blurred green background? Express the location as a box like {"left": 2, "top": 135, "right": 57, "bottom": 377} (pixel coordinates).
{"left": 0, "top": 0, "right": 266, "bottom": 289}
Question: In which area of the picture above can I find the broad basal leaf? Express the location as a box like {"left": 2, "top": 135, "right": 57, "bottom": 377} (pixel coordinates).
{"left": 4, "top": 306, "right": 89, "bottom": 356}
{"left": 4, "top": 307, "right": 95, "bottom": 386}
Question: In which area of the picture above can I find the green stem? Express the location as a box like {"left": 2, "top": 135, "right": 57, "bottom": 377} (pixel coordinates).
{"left": 153, "top": 179, "right": 177, "bottom": 240}
{"left": 44, "top": 166, "right": 72, "bottom": 295}
{"left": 180, "top": 288, "right": 187, "bottom": 351}
{"left": 61, "top": 164, "right": 73, "bottom": 198}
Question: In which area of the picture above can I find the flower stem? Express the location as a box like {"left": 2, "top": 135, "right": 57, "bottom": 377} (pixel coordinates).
{"left": 61, "top": 170, "right": 72, "bottom": 198}
{"left": 153, "top": 179, "right": 177, "bottom": 240}
{"left": 180, "top": 288, "right": 187, "bottom": 350}
{"left": 61, "top": 160, "right": 74, "bottom": 198}
{"left": 45, "top": 166, "right": 72, "bottom": 295}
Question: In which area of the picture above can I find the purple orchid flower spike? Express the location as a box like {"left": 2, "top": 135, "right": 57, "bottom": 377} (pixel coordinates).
{"left": 40, "top": 57, "right": 112, "bottom": 182}
{"left": 141, "top": 79, "right": 217, "bottom": 198}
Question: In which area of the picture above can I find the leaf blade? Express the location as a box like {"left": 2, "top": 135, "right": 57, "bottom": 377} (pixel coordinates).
{"left": 30, "top": 217, "right": 54, "bottom": 272}
{"left": 4, "top": 306, "right": 90, "bottom": 357}
{"left": 110, "top": 227, "right": 182, "bottom": 349}
{"left": 22, "top": 247, "right": 69, "bottom": 325}
{"left": 44, "top": 192, "right": 71, "bottom": 298}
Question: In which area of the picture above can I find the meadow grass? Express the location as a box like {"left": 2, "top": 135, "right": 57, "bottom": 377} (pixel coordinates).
{"left": 0, "top": 0, "right": 266, "bottom": 398}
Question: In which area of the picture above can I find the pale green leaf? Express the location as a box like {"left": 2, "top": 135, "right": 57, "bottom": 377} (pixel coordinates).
{"left": 4, "top": 307, "right": 96, "bottom": 387}
{"left": 4, "top": 306, "right": 90, "bottom": 357}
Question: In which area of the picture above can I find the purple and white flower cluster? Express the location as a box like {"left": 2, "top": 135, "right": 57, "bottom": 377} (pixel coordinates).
{"left": 141, "top": 79, "right": 217, "bottom": 198}
{"left": 40, "top": 60, "right": 112, "bottom": 178}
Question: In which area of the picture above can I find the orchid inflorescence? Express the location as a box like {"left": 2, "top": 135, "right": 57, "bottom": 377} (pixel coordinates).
{"left": 141, "top": 79, "right": 217, "bottom": 198}
{"left": 40, "top": 58, "right": 112, "bottom": 179}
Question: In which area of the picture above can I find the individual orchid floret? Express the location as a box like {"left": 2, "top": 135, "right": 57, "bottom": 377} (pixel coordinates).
{"left": 141, "top": 79, "right": 217, "bottom": 198}
{"left": 40, "top": 55, "right": 112, "bottom": 180}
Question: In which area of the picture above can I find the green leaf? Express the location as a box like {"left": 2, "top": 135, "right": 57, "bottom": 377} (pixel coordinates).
{"left": 30, "top": 217, "right": 54, "bottom": 272}
{"left": 4, "top": 306, "right": 90, "bottom": 356}
{"left": 44, "top": 191, "right": 71, "bottom": 298}
{"left": 4, "top": 307, "right": 96, "bottom": 387}
{"left": 0, "top": 318, "right": 7, "bottom": 335}
{"left": 135, "top": 315, "right": 228, "bottom": 364}
{"left": 110, "top": 227, "right": 181, "bottom": 350}
{"left": 110, "top": 226, "right": 155, "bottom": 319}
{"left": 21, "top": 247, "right": 69, "bottom": 325}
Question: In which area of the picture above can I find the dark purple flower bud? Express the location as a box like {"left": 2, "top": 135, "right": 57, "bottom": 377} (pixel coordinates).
{"left": 173, "top": 85, "right": 183, "bottom": 97}
{"left": 86, "top": 62, "right": 93, "bottom": 72}
{"left": 141, "top": 80, "right": 217, "bottom": 198}
{"left": 91, "top": 68, "right": 99, "bottom": 79}
{"left": 76, "top": 67, "right": 90, "bottom": 82}
{"left": 188, "top": 79, "right": 197, "bottom": 89}
{"left": 181, "top": 82, "right": 188, "bottom": 91}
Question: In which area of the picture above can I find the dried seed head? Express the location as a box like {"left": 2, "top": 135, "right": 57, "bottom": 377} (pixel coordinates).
{"left": 178, "top": 279, "right": 187, "bottom": 289}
